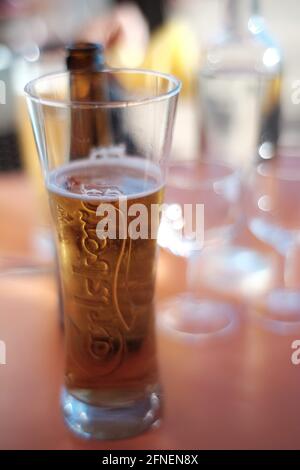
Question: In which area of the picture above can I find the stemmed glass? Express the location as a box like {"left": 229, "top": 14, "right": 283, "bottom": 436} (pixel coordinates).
{"left": 244, "top": 156, "right": 300, "bottom": 437}
{"left": 247, "top": 153, "right": 300, "bottom": 315}
{"left": 158, "top": 160, "right": 241, "bottom": 258}
{"left": 157, "top": 159, "right": 275, "bottom": 337}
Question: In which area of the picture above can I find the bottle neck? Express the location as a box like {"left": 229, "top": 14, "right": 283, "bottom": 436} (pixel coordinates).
{"left": 224, "top": 0, "right": 260, "bottom": 35}
{"left": 66, "top": 42, "right": 105, "bottom": 72}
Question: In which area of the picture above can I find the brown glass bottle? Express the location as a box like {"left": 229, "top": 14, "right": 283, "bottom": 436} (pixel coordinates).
{"left": 66, "top": 42, "right": 111, "bottom": 160}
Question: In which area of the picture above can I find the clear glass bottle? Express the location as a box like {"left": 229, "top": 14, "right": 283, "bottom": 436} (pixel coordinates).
{"left": 199, "top": 0, "right": 282, "bottom": 170}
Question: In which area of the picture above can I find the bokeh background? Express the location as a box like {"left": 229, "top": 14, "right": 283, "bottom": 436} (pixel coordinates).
{"left": 0, "top": 0, "right": 299, "bottom": 172}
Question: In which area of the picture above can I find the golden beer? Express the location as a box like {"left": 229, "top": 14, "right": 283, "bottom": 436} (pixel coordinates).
{"left": 48, "top": 156, "right": 163, "bottom": 406}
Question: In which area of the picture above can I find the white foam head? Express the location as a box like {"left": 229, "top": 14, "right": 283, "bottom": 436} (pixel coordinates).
{"left": 47, "top": 156, "right": 163, "bottom": 201}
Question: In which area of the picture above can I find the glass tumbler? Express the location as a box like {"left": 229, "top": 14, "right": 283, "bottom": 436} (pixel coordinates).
{"left": 25, "top": 69, "right": 180, "bottom": 439}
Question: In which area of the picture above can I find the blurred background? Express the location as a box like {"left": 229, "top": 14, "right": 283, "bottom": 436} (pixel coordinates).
{"left": 0, "top": 0, "right": 299, "bottom": 173}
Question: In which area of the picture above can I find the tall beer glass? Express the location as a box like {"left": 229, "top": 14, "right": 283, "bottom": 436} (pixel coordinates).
{"left": 25, "top": 68, "right": 180, "bottom": 439}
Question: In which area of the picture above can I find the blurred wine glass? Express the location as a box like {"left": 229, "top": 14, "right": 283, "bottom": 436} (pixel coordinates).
{"left": 247, "top": 154, "right": 300, "bottom": 288}
{"left": 158, "top": 160, "right": 241, "bottom": 257}
{"left": 157, "top": 159, "right": 275, "bottom": 337}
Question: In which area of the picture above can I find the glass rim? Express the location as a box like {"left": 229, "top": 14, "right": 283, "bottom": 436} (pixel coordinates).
{"left": 257, "top": 156, "right": 300, "bottom": 182}
{"left": 24, "top": 67, "right": 182, "bottom": 109}
{"left": 166, "top": 159, "right": 241, "bottom": 189}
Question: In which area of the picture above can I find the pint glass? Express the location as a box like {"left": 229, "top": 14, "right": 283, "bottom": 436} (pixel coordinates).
{"left": 25, "top": 68, "right": 180, "bottom": 439}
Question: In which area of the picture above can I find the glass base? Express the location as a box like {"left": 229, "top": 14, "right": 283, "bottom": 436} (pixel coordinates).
{"left": 61, "top": 387, "right": 161, "bottom": 440}
{"left": 157, "top": 294, "right": 239, "bottom": 342}
{"left": 250, "top": 288, "right": 300, "bottom": 335}
{"left": 188, "top": 245, "right": 275, "bottom": 300}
